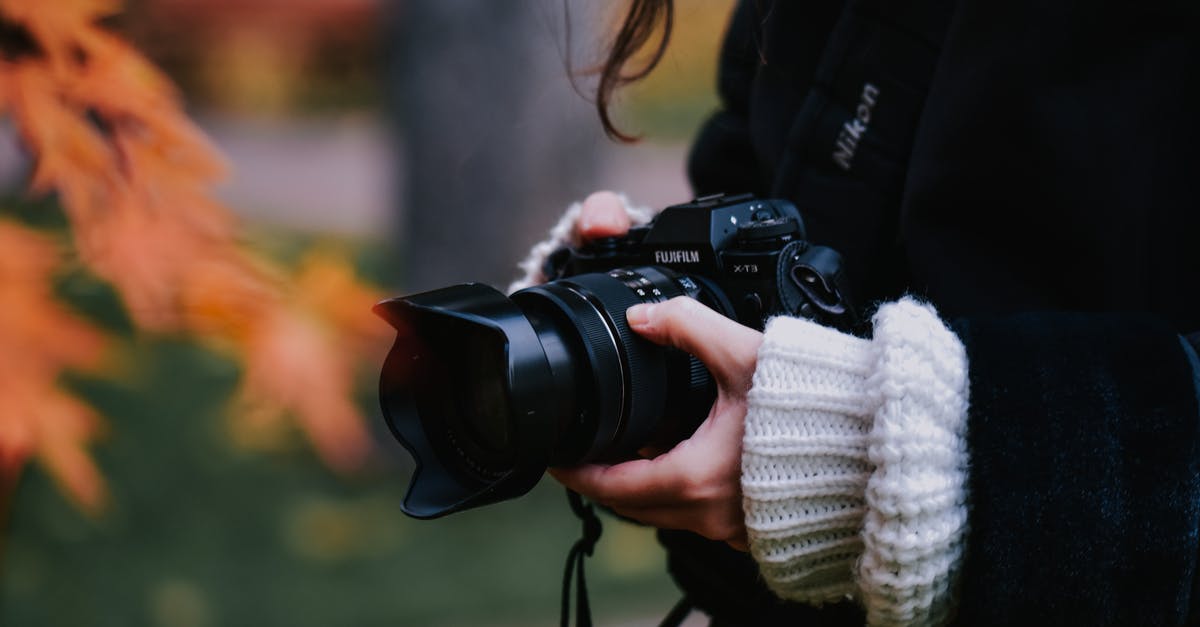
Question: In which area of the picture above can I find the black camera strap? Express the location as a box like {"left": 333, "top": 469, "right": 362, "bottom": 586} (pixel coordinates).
{"left": 561, "top": 489, "right": 603, "bottom": 627}
{"left": 561, "top": 489, "right": 698, "bottom": 627}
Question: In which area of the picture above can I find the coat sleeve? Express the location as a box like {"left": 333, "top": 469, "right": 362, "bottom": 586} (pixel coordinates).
{"left": 948, "top": 312, "right": 1200, "bottom": 626}
{"left": 685, "top": 0, "right": 766, "bottom": 198}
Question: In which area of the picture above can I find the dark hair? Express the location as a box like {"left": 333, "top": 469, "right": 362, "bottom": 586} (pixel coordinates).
{"left": 595, "top": 0, "right": 674, "bottom": 143}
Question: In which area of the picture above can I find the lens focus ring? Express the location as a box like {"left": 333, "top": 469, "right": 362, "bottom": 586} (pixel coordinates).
{"left": 562, "top": 269, "right": 686, "bottom": 458}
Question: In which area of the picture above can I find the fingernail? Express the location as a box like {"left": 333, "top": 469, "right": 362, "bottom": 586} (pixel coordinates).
{"left": 626, "top": 303, "right": 653, "bottom": 327}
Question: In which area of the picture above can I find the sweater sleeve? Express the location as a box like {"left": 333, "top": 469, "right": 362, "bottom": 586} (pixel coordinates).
{"left": 742, "top": 297, "right": 970, "bottom": 626}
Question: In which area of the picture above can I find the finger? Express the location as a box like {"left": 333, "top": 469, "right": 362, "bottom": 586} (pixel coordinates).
{"left": 625, "top": 297, "right": 762, "bottom": 390}
{"left": 611, "top": 503, "right": 749, "bottom": 551}
{"left": 548, "top": 456, "right": 690, "bottom": 509}
{"left": 576, "top": 191, "right": 631, "bottom": 240}
{"left": 549, "top": 416, "right": 740, "bottom": 506}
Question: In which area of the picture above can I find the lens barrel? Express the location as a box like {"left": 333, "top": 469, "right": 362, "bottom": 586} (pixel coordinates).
{"left": 375, "top": 266, "right": 729, "bottom": 518}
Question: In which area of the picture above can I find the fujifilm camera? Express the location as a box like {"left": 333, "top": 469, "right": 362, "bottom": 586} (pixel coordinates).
{"left": 374, "top": 193, "right": 856, "bottom": 518}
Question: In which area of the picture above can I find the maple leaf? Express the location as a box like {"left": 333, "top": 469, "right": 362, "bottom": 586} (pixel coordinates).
{"left": 235, "top": 305, "right": 373, "bottom": 474}
{"left": 0, "top": 0, "right": 122, "bottom": 73}
{"left": 0, "top": 220, "right": 108, "bottom": 513}
{"left": 0, "top": 222, "right": 106, "bottom": 376}
{"left": 0, "top": 382, "right": 107, "bottom": 512}
{"left": 293, "top": 249, "right": 392, "bottom": 357}
{"left": 5, "top": 63, "right": 115, "bottom": 197}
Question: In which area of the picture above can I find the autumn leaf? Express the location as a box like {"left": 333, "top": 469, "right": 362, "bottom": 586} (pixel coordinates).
{"left": 0, "top": 0, "right": 123, "bottom": 73}
{"left": 236, "top": 306, "right": 373, "bottom": 473}
{"left": 0, "top": 383, "right": 108, "bottom": 512}
{"left": 0, "top": 220, "right": 109, "bottom": 513}
{"left": 293, "top": 249, "right": 391, "bottom": 357}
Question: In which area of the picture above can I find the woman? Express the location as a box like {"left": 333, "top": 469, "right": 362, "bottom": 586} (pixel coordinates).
{"left": 514, "top": 0, "right": 1200, "bottom": 624}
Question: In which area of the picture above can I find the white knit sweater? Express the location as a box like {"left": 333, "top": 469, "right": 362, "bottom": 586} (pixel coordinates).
{"left": 743, "top": 299, "right": 970, "bottom": 626}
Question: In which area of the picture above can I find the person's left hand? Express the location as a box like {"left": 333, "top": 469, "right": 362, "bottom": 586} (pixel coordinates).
{"left": 549, "top": 296, "right": 763, "bottom": 551}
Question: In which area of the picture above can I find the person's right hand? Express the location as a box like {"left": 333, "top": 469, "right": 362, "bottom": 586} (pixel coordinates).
{"left": 574, "top": 190, "right": 633, "bottom": 241}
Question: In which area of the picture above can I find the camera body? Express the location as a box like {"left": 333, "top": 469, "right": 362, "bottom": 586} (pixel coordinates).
{"left": 544, "top": 192, "right": 855, "bottom": 331}
{"left": 373, "top": 193, "right": 855, "bottom": 518}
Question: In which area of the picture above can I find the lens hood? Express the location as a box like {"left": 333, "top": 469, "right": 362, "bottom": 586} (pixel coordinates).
{"left": 374, "top": 283, "right": 559, "bottom": 518}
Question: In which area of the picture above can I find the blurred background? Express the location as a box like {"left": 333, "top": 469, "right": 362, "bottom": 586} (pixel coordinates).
{"left": 0, "top": 0, "right": 736, "bottom": 626}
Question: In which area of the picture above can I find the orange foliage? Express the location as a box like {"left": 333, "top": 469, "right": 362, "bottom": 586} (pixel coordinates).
{"left": 0, "top": 222, "right": 108, "bottom": 511}
{"left": 0, "top": 0, "right": 390, "bottom": 510}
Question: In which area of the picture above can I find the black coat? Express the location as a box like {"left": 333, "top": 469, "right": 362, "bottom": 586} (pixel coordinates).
{"left": 666, "top": 0, "right": 1200, "bottom": 624}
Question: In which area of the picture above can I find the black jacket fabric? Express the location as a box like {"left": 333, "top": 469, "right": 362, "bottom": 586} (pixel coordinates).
{"left": 668, "top": 0, "right": 1200, "bottom": 624}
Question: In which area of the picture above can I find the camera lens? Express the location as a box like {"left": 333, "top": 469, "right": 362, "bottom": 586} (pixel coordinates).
{"left": 513, "top": 267, "right": 728, "bottom": 465}
{"left": 374, "top": 266, "right": 733, "bottom": 518}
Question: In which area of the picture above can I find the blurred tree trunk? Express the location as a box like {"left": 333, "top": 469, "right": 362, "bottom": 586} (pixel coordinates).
{"left": 389, "top": 0, "right": 604, "bottom": 292}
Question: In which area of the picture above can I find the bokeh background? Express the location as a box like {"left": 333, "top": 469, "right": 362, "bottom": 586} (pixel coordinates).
{"left": 0, "top": 1, "right": 735, "bottom": 625}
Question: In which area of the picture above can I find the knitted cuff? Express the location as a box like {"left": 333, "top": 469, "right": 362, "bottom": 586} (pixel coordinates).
{"left": 506, "top": 194, "right": 655, "bottom": 294}
{"left": 742, "top": 298, "right": 969, "bottom": 626}
{"left": 743, "top": 316, "right": 876, "bottom": 604}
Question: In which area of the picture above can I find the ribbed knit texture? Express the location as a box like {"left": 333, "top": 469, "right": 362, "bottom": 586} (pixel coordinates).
{"left": 506, "top": 194, "right": 655, "bottom": 294}
{"left": 743, "top": 298, "right": 969, "bottom": 626}
{"left": 742, "top": 315, "right": 875, "bottom": 604}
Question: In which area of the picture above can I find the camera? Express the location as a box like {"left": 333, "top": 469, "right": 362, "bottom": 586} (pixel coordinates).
{"left": 374, "top": 193, "right": 856, "bottom": 519}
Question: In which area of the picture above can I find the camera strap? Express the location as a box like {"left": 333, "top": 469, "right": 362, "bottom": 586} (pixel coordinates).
{"left": 561, "top": 489, "right": 698, "bottom": 627}
{"left": 561, "top": 489, "right": 603, "bottom": 627}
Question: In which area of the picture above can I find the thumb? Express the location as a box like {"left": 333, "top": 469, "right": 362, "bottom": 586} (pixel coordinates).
{"left": 626, "top": 297, "right": 762, "bottom": 390}
{"left": 577, "top": 191, "right": 632, "bottom": 240}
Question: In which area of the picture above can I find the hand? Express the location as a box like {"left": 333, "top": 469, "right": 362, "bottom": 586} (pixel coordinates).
{"left": 551, "top": 206, "right": 764, "bottom": 549}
